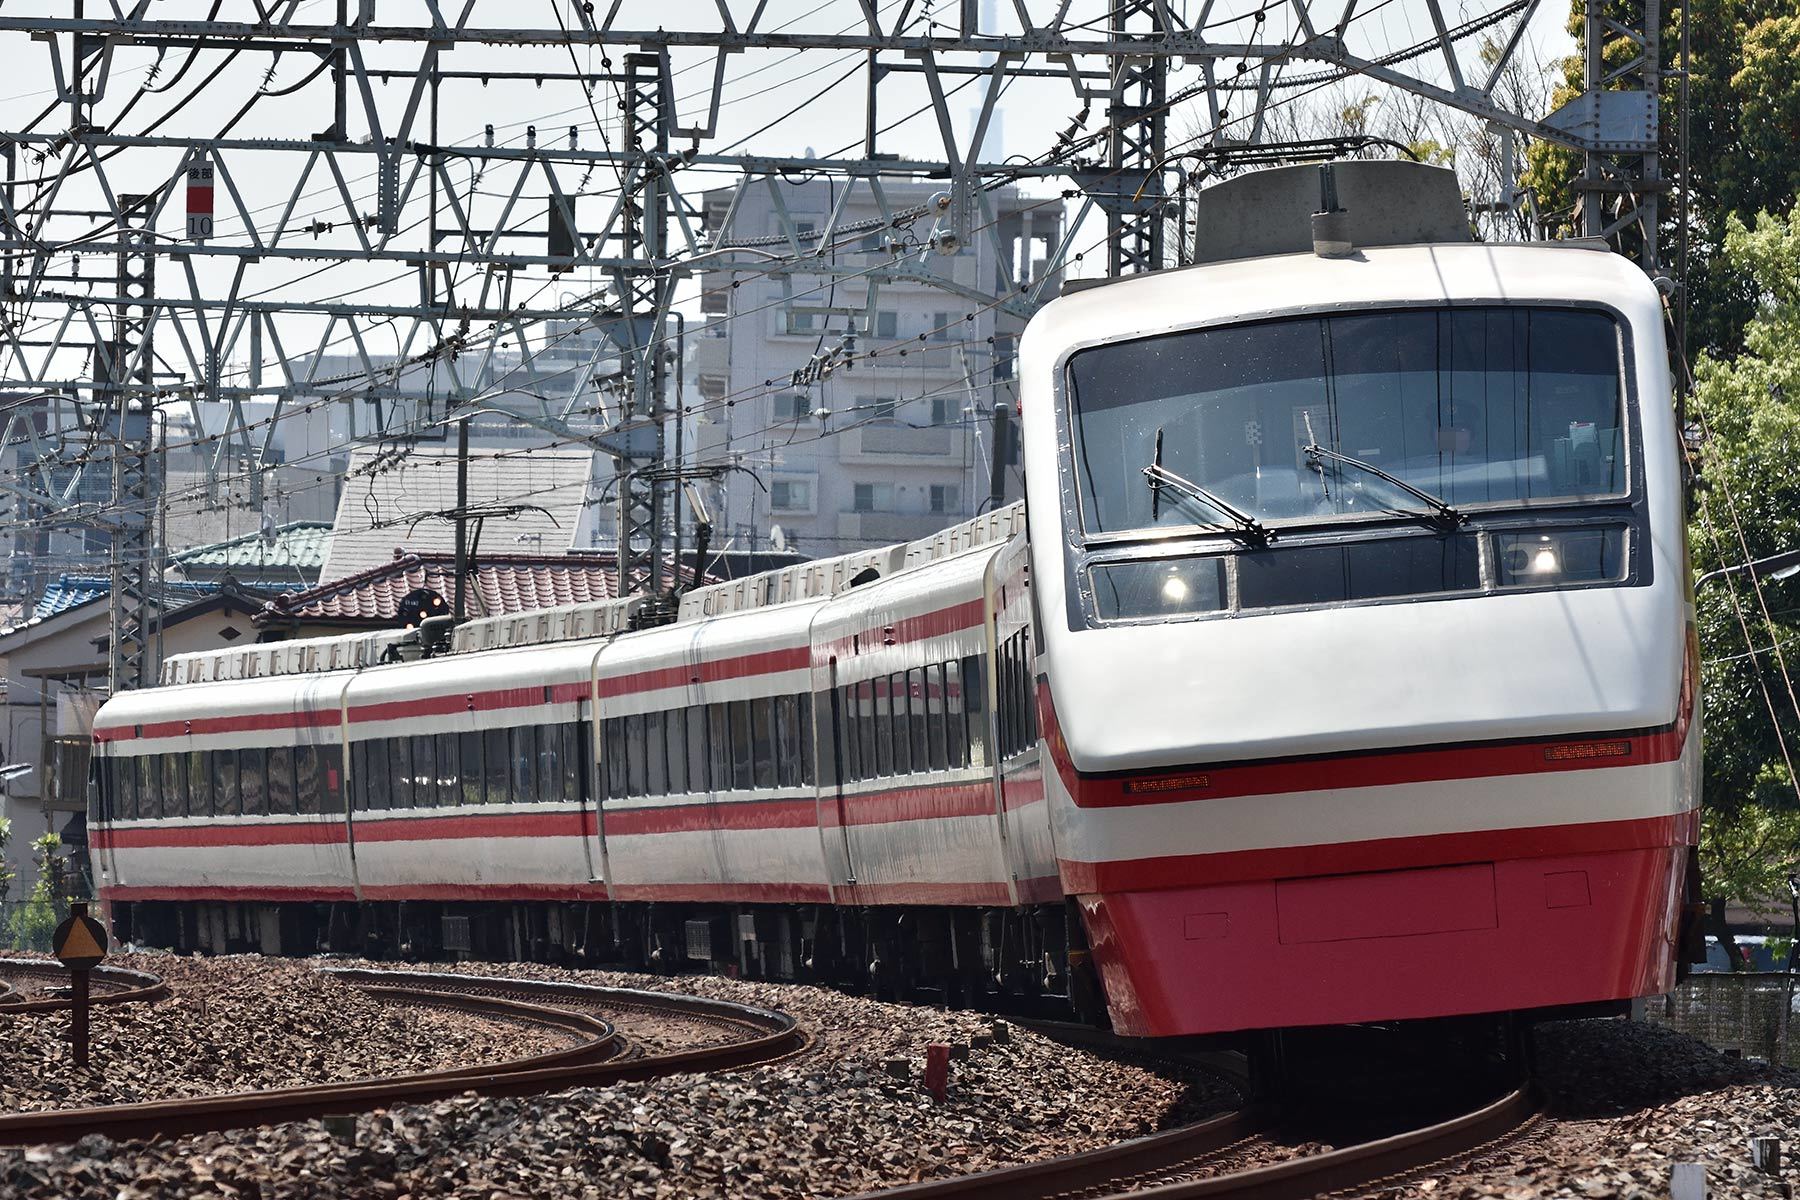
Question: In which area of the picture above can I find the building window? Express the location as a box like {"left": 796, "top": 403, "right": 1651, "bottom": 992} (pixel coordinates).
{"left": 859, "top": 396, "right": 900, "bottom": 424}
{"left": 931, "top": 312, "right": 954, "bottom": 341}
{"left": 928, "top": 396, "right": 958, "bottom": 426}
{"left": 776, "top": 393, "right": 811, "bottom": 422}
{"left": 771, "top": 478, "right": 813, "bottom": 512}
{"left": 929, "top": 484, "right": 961, "bottom": 514}
{"left": 784, "top": 309, "right": 822, "bottom": 336}
{"left": 853, "top": 482, "right": 895, "bottom": 513}
{"left": 874, "top": 311, "right": 898, "bottom": 339}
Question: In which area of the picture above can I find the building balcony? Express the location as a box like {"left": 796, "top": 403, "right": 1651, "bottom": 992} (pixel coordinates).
{"left": 835, "top": 510, "right": 961, "bottom": 546}
{"left": 837, "top": 422, "right": 956, "bottom": 463}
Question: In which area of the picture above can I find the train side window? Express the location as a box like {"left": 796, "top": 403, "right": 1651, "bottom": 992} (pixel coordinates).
{"left": 924, "top": 665, "right": 948, "bottom": 771}
{"left": 708, "top": 704, "right": 731, "bottom": 794}
{"left": 907, "top": 669, "right": 929, "bottom": 772}
{"left": 161, "top": 753, "right": 187, "bottom": 819}
{"left": 651, "top": 712, "right": 673, "bottom": 798}
{"left": 604, "top": 719, "right": 628, "bottom": 800}
{"left": 513, "top": 727, "right": 537, "bottom": 804}
{"left": 729, "top": 700, "right": 754, "bottom": 791}
{"left": 189, "top": 750, "right": 213, "bottom": 816}
{"left": 686, "top": 707, "right": 709, "bottom": 794}
{"left": 294, "top": 745, "right": 321, "bottom": 814}
{"left": 460, "top": 732, "right": 484, "bottom": 806}
{"left": 665, "top": 708, "right": 688, "bottom": 795}
{"left": 773, "top": 695, "right": 798, "bottom": 788}
{"left": 961, "top": 654, "right": 990, "bottom": 768}
{"left": 998, "top": 636, "right": 1018, "bottom": 757}
{"left": 323, "top": 744, "right": 345, "bottom": 813}
{"left": 750, "top": 697, "right": 777, "bottom": 790}
{"left": 837, "top": 686, "right": 860, "bottom": 783}
{"left": 136, "top": 756, "right": 159, "bottom": 820}
{"left": 1023, "top": 631, "right": 1039, "bottom": 744}
{"left": 349, "top": 742, "right": 368, "bottom": 810}
{"left": 856, "top": 680, "right": 877, "bottom": 779}
{"left": 412, "top": 735, "right": 436, "bottom": 808}
{"left": 873, "top": 675, "right": 894, "bottom": 777}
{"left": 943, "top": 663, "right": 968, "bottom": 768}
{"left": 484, "top": 727, "right": 509, "bottom": 805}
{"left": 367, "top": 740, "right": 391, "bottom": 810}
{"left": 392, "top": 736, "right": 414, "bottom": 809}
{"left": 538, "top": 725, "right": 562, "bottom": 804}
{"left": 560, "top": 723, "right": 581, "bottom": 803}
{"left": 105, "top": 759, "right": 127, "bottom": 821}
{"left": 798, "top": 693, "right": 815, "bottom": 786}
{"left": 622, "top": 714, "right": 645, "bottom": 797}
{"left": 436, "top": 733, "right": 459, "bottom": 807}
{"left": 891, "top": 673, "right": 914, "bottom": 775}
{"left": 573, "top": 721, "right": 592, "bottom": 805}
{"left": 268, "top": 746, "right": 296, "bottom": 815}
{"left": 214, "top": 747, "right": 242, "bottom": 816}
{"left": 236, "top": 747, "right": 264, "bottom": 816}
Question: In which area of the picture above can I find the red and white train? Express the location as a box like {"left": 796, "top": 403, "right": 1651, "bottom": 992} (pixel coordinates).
{"left": 91, "top": 163, "right": 1701, "bottom": 1038}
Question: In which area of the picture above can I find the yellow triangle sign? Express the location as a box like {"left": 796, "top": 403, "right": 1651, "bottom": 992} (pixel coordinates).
{"left": 57, "top": 918, "right": 104, "bottom": 963}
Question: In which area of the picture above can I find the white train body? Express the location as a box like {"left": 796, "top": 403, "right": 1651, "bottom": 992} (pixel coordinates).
{"left": 92, "top": 178, "right": 1699, "bottom": 1037}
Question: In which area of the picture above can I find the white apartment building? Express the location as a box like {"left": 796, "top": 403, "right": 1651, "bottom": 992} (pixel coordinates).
{"left": 693, "top": 179, "right": 1060, "bottom": 556}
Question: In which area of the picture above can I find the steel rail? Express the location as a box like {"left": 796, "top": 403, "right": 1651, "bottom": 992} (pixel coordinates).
{"left": 855, "top": 1087, "right": 1538, "bottom": 1200}
{"left": 0, "top": 972, "right": 803, "bottom": 1147}
{"left": 0, "top": 957, "right": 171, "bottom": 1013}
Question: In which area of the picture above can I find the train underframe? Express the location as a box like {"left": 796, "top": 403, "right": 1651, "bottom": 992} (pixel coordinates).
{"left": 110, "top": 897, "right": 1108, "bottom": 1021}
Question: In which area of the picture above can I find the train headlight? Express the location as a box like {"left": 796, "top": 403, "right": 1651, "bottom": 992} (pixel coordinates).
{"left": 1500, "top": 535, "right": 1561, "bottom": 579}
{"left": 1530, "top": 544, "right": 1561, "bottom": 574}
{"left": 1161, "top": 571, "right": 1191, "bottom": 604}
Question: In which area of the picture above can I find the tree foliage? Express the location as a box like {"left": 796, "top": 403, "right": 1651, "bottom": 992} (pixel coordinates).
{"left": 1689, "top": 205, "right": 1800, "bottom": 912}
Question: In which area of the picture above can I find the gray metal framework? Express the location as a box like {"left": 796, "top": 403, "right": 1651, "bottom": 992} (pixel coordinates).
{"left": 0, "top": 0, "right": 1662, "bottom": 645}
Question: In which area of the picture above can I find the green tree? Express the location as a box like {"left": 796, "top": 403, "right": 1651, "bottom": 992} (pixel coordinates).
{"left": 1689, "top": 204, "right": 1800, "bottom": 948}
{"left": 8, "top": 832, "right": 67, "bottom": 952}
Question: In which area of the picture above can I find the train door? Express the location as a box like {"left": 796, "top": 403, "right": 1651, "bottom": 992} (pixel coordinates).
{"left": 91, "top": 747, "right": 120, "bottom": 889}
{"left": 981, "top": 556, "right": 1021, "bottom": 907}
{"left": 586, "top": 639, "right": 614, "bottom": 891}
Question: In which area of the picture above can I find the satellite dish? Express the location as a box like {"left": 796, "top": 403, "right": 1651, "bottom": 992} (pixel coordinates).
{"left": 769, "top": 525, "right": 788, "bottom": 552}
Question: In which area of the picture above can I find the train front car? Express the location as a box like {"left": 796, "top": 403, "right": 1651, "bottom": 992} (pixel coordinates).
{"left": 1026, "top": 164, "right": 1700, "bottom": 1038}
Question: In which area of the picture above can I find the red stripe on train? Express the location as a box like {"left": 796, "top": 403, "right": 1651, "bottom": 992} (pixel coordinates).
{"left": 1056, "top": 809, "right": 1700, "bottom": 894}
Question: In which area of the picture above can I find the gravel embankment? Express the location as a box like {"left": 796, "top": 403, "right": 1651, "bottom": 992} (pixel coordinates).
{"left": 1387, "top": 1018, "right": 1799, "bottom": 1200}
{"left": 0, "top": 956, "right": 1233, "bottom": 1200}
{"left": 0, "top": 953, "right": 577, "bottom": 1110}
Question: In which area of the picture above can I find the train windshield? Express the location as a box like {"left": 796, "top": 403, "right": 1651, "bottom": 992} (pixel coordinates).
{"left": 1067, "top": 307, "right": 1627, "bottom": 537}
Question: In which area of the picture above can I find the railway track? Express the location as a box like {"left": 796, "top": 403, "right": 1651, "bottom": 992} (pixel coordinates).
{"left": 0, "top": 965, "right": 805, "bottom": 1148}
{"left": 0, "top": 956, "right": 170, "bottom": 1012}
{"left": 858, "top": 1086, "right": 1540, "bottom": 1200}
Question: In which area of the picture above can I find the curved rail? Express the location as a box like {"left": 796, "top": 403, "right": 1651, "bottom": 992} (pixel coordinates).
{"left": 0, "top": 969, "right": 804, "bottom": 1148}
{"left": 857, "top": 1087, "right": 1539, "bottom": 1200}
{"left": 0, "top": 957, "right": 170, "bottom": 1013}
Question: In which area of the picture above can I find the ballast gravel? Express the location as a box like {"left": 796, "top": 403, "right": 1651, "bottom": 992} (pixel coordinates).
{"left": 0, "top": 956, "right": 1233, "bottom": 1199}
{"left": 1383, "top": 1018, "right": 1800, "bottom": 1200}
{"left": 0, "top": 953, "right": 571, "bottom": 1111}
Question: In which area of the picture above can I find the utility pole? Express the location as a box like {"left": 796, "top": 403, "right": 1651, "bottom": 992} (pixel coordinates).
{"left": 453, "top": 418, "right": 469, "bottom": 623}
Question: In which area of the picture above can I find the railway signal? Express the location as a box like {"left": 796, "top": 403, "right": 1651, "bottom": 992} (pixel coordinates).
{"left": 52, "top": 902, "right": 109, "bottom": 1068}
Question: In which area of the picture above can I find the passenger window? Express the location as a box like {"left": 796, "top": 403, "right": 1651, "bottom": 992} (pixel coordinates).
{"left": 908, "top": 669, "right": 929, "bottom": 771}
{"left": 513, "top": 727, "right": 537, "bottom": 804}
{"left": 214, "top": 748, "right": 241, "bottom": 816}
{"left": 651, "top": 712, "right": 673, "bottom": 798}
{"left": 1023, "top": 631, "right": 1039, "bottom": 743}
{"left": 161, "top": 754, "right": 187, "bottom": 819}
{"left": 708, "top": 704, "right": 732, "bottom": 793}
{"left": 190, "top": 750, "right": 213, "bottom": 815}
{"left": 751, "top": 697, "right": 777, "bottom": 790}
{"left": 961, "top": 654, "right": 989, "bottom": 768}
{"left": 322, "top": 745, "right": 345, "bottom": 812}
{"left": 412, "top": 735, "right": 435, "bottom": 808}
{"left": 538, "top": 725, "right": 562, "bottom": 804}
{"left": 138, "top": 756, "right": 160, "bottom": 820}
{"left": 774, "top": 695, "right": 798, "bottom": 788}
{"left": 294, "top": 745, "right": 321, "bottom": 814}
{"left": 665, "top": 708, "right": 688, "bottom": 795}
{"left": 436, "top": 733, "right": 459, "bottom": 807}
{"left": 874, "top": 676, "right": 894, "bottom": 777}
{"left": 560, "top": 723, "right": 581, "bottom": 803}
{"left": 392, "top": 737, "right": 414, "bottom": 809}
{"left": 686, "top": 707, "right": 709, "bottom": 793}
{"left": 730, "top": 700, "right": 755, "bottom": 791}
{"left": 925, "top": 665, "right": 948, "bottom": 771}
{"left": 944, "top": 663, "right": 968, "bottom": 768}
{"left": 836, "top": 686, "right": 859, "bottom": 783}
{"left": 621, "top": 714, "right": 644, "bottom": 796}
{"left": 856, "top": 680, "right": 877, "bottom": 779}
{"left": 366, "top": 740, "right": 390, "bottom": 811}
{"left": 798, "top": 693, "right": 815, "bottom": 786}
{"left": 894, "top": 673, "right": 916, "bottom": 775}
{"left": 268, "top": 746, "right": 295, "bottom": 815}
{"left": 461, "top": 731, "right": 485, "bottom": 806}
{"left": 484, "top": 727, "right": 509, "bottom": 805}
{"left": 604, "top": 719, "right": 628, "bottom": 800}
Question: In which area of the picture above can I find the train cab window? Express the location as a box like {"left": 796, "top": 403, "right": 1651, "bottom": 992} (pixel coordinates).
{"left": 664, "top": 708, "right": 688, "bottom": 795}
{"left": 960, "top": 655, "right": 989, "bottom": 768}
{"left": 896, "top": 674, "right": 918, "bottom": 775}
{"left": 410, "top": 735, "right": 436, "bottom": 808}
{"left": 708, "top": 704, "right": 732, "bottom": 794}
{"left": 267, "top": 746, "right": 296, "bottom": 815}
{"left": 391, "top": 737, "right": 414, "bottom": 809}
{"left": 729, "top": 701, "right": 755, "bottom": 791}
{"left": 685, "top": 710, "right": 709, "bottom": 794}
{"left": 643, "top": 711, "right": 667, "bottom": 796}
{"left": 484, "top": 727, "right": 509, "bottom": 805}
{"left": 214, "top": 748, "right": 241, "bottom": 816}
{"left": 461, "top": 732, "right": 484, "bottom": 806}
{"left": 294, "top": 745, "right": 321, "bottom": 814}
{"left": 161, "top": 754, "right": 188, "bottom": 819}
{"left": 750, "top": 698, "right": 777, "bottom": 790}
{"left": 189, "top": 751, "right": 213, "bottom": 816}
{"left": 437, "top": 733, "right": 460, "bottom": 807}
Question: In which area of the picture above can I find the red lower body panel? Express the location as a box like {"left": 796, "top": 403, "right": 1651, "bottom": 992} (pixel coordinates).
{"left": 1079, "top": 841, "right": 1687, "bottom": 1037}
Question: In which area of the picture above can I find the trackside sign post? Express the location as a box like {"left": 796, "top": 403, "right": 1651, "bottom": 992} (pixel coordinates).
{"left": 53, "top": 902, "right": 108, "bottom": 1067}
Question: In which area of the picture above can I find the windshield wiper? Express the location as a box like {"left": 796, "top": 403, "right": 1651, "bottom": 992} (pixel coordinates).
{"left": 1144, "top": 428, "right": 1271, "bottom": 544}
{"left": 1303, "top": 443, "right": 1464, "bottom": 527}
